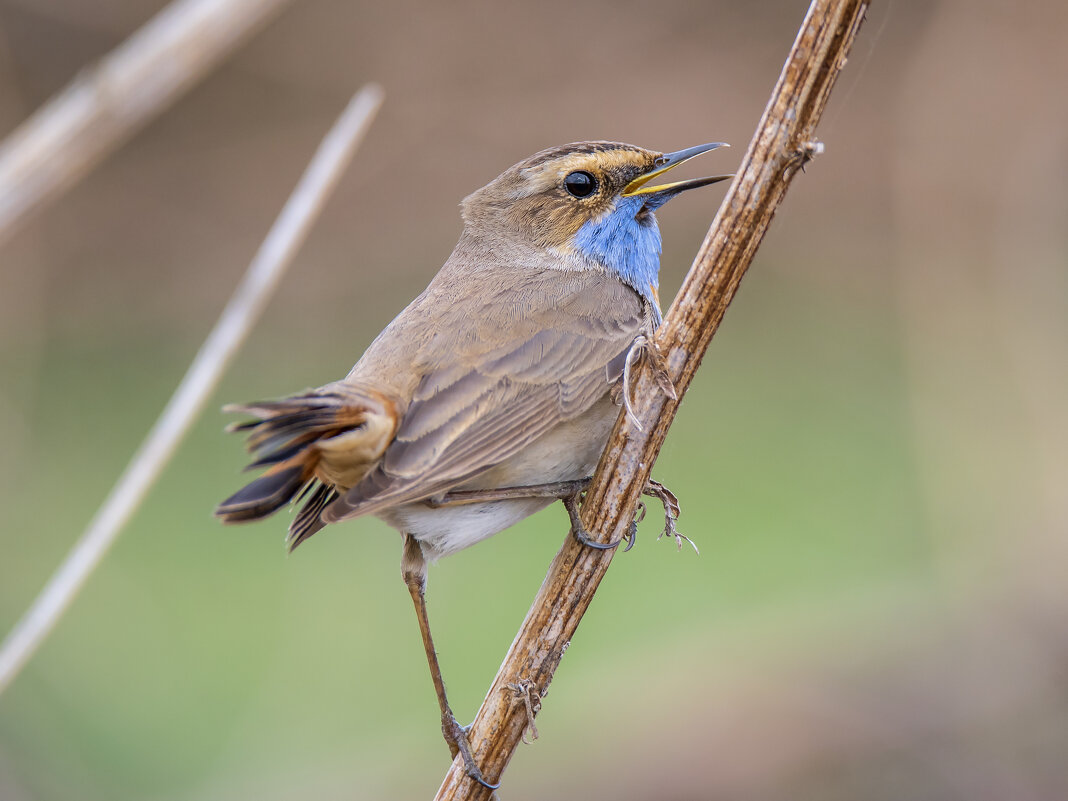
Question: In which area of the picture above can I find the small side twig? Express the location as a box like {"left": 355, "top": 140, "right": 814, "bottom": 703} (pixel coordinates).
{"left": 434, "top": 1, "right": 869, "bottom": 797}
{"left": 502, "top": 679, "right": 543, "bottom": 744}
{"left": 0, "top": 0, "right": 293, "bottom": 245}
{"left": 0, "top": 83, "right": 385, "bottom": 697}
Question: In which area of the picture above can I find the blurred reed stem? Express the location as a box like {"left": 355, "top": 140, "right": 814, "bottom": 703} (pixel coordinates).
{"left": 0, "top": 0, "right": 293, "bottom": 245}
{"left": 0, "top": 83, "right": 384, "bottom": 696}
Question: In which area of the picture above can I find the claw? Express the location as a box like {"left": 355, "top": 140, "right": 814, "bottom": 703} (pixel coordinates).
{"left": 573, "top": 525, "right": 623, "bottom": 551}
{"left": 563, "top": 494, "right": 623, "bottom": 550}
{"left": 624, "top": 503, "right": 645, "bottom": 552}
{"left": 469, "top": 769, "right": 500, "bottom": 791}
{"left": 443, "top": 713, "right": 499, "bottom": 789}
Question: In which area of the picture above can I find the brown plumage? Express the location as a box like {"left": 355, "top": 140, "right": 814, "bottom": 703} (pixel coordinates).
{"left": 216, "top": 139, "right": 728, "bottom": 788}
{"left": 218, "top": 141, "right": 678, "bottom": 554}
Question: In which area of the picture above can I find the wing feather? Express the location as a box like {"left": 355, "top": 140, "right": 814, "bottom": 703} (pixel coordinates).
{"left": 322, "top": 264, "right": 645, "bottom": 523}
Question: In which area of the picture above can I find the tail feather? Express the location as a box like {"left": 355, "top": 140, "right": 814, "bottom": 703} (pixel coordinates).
{"left": 216, "top": 388, "right": 397, "bottom": 548}
{"left": 246, "top": 439, "right": 312, "bottom": 470}
{"left": 217, "top": 465, "right": 305, "bottom": 522}
{"left": 288, "top": 483, "right": 338, "bottom": 550}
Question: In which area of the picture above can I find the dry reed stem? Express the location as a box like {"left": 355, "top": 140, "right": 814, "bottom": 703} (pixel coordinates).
{"left": 434, "top": 1, "right": 870, "bottom": 797}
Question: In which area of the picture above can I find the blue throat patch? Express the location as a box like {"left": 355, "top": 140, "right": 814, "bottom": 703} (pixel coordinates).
{"left": 573, "top": 195, "right": 663, "bottom": 315}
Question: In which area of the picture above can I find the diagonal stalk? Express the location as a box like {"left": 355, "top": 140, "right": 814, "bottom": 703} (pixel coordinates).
{"left": 433, "top": 1, "right": 871, "bottom": 797}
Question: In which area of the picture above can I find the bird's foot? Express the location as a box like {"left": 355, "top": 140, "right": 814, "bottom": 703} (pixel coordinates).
{"left": 442, "top": 712, "right": 499, "bottom": 790}
{"left": 621, "top": 335, "right": 678, "bottom": 431}
{"left": 642, "top": 478, "right": 698, "bottom": 553}
{"left": 563, "top": 493, "right": 626, "bottom": 550}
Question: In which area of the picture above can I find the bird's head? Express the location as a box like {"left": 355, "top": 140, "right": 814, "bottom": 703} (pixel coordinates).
{"left": 461, "top": 141, "right": 729, "bottom": 308}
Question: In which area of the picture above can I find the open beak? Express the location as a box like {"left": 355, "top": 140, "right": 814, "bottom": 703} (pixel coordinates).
{"left": 621, "top": 142, "right": 732, "bottom": 199}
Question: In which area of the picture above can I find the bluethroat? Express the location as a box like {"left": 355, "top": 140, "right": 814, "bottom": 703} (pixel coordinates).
{"left": 218, "top": 141, "right": 729, "bottom": 788}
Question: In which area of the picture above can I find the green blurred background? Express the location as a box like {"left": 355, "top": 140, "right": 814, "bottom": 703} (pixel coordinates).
{"left": 2, "top": 1, "right": 1067, "bottom": 798}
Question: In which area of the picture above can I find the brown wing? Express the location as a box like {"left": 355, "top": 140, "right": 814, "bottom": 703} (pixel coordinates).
{"left": 322, "top": 267, "right": 643, "bottom": 522}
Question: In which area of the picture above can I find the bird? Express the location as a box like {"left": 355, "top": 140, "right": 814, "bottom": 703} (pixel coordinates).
{"left": 217, "top": 140, "right": 729, "bottom": 788}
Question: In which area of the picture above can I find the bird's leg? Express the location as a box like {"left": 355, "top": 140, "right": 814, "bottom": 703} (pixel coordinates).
{"left": 562, "top": 492, "right": 629, "bottom": 550}
{"left": 424, "top": 479, "right": 591, "bottom": 507}
{"left": 428, "top": 477, "right": 695, "bottom": 553}
{"left": 425, "top": 480, "right": 628, "bottom": 551}
{"left": 400, "top": 535, "right": 499, "bottom": 791}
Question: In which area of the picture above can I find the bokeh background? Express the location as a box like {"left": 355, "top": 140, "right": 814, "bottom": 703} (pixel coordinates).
{"left": 2, "top": 1, "right": 1067, "bottom": 799}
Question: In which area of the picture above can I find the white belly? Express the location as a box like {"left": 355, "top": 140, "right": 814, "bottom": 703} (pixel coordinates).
{"left": 377, "top": 394, "right": 618, "bottom": 560}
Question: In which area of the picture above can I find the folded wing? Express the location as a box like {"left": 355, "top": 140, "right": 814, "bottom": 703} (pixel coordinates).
{"left": 323, "top": 268, "right": 645, "bottom": 523}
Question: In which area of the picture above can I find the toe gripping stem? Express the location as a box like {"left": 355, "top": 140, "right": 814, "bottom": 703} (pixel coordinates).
{"left": 564, "top": 479, "right": 696, "bottom": 555}
{"left": 563, "top": 492, "right": 637, "bottom": 552}
{"left": 443, "top": 713, "right": 499, "bottom": 790}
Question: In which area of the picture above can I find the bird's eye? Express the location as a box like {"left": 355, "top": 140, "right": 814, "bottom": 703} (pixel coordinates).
{"left": 564, "top": 171, "right": 597, "bottom": 198}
